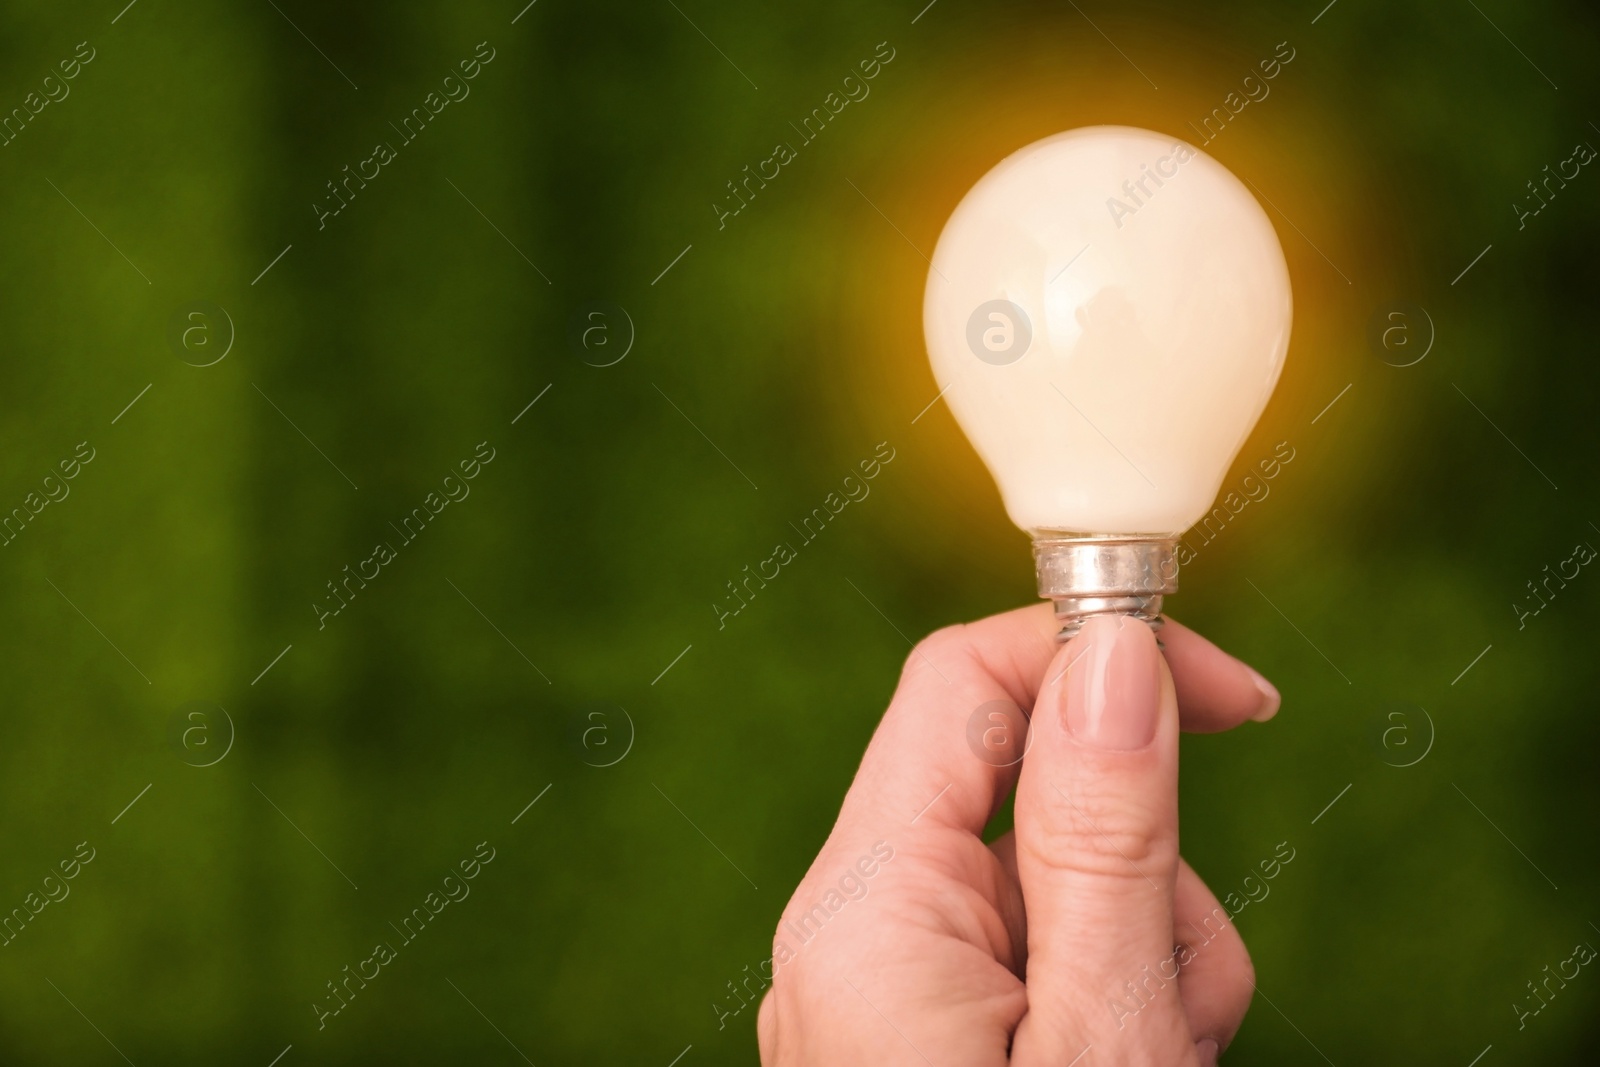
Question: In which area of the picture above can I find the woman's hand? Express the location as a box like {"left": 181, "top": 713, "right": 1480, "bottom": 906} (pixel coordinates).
{"left": 757, "top": 605, "right": 1280, "bottom": 1065}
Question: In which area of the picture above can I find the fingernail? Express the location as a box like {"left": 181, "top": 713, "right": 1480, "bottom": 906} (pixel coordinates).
{"left": 1247, "top": 667, "right": 1280, "bottom": 722}
{"left": 1195, "top": 1037, "right": 1220, "bottom": 1066}
{"left": 1066, "top": 616, "right": 1160, "bottom": 750}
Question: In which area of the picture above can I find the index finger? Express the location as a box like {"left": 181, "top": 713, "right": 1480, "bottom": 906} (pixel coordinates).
{"left": 836, "top": 602, "right": 1061, "bottom": 840}
{"left": 835, "top": 606, "right": 1281, "bottom": 840}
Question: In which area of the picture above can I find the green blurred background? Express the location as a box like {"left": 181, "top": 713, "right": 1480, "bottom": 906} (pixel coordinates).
{"left": 1, "top": 0, "right": 1597, "bottom": 1062}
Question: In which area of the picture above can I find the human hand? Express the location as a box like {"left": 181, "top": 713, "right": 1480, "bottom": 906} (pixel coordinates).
{"left": 756, "top": 605, "right": 1280, "bottom": 1065}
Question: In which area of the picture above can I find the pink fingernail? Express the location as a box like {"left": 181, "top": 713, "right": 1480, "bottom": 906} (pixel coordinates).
{"left": 1195, "top": 1037, "right": 1220, "bottom": 1065}
{"left": 1247, "top": 667, "right": 1280, "bottom": 722}
{"left": 1066, "top": 616, "right": 1160, "bottom": 750}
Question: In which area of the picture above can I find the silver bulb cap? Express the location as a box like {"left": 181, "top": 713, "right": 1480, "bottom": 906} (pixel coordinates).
{"left": 1032, "top": 534, "right": 1179, "bottom": 641}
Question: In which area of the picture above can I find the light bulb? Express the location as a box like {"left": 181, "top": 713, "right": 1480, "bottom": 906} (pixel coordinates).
{"left": 923, "top": 125, "right": 1292, "bottom": 637}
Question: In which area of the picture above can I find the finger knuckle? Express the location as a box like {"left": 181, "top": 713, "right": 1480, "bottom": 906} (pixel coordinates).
{"left": 900, "top": 624, "right": 970, "bottom": 683}
{"left": 1027, "top": 788, "right": 1173, "bottom": 879}
{"left": 1207, "top": 926, "right": 1257, "bottom": 1036}
{"left": 1178, "top": 907, "right": 1255, "bottom": 1015}
{"left": 1229, "top": 930, "right": 1256, "bottom": 995}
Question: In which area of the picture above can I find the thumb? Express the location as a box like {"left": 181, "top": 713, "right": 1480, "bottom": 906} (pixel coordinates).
{"left": 1009, "top": 615, "right": 1193, "bottom": 1064}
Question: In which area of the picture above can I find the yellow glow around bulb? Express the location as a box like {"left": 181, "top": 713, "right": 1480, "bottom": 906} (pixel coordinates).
{"left": 924, "top": 125, "right": 1292, "bottom": 536}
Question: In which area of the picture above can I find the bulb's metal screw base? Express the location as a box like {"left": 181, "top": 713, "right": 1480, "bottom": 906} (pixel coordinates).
{"left": 1033, "top": 535, "right": 1179, "bottom": 641}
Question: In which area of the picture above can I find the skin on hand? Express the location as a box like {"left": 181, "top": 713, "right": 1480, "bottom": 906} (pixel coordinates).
{"left": 757, "top": 604, "right": 1277, "bottom": 1066}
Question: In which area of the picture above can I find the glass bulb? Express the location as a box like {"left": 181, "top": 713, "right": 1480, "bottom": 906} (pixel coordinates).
{"left": 923, "top": 125, "right": 1292, "bottom": 635}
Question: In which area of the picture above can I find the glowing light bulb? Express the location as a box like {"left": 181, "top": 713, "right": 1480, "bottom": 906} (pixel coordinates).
{"left": 923, "top": 125, "right": 1292, "bottom": 636}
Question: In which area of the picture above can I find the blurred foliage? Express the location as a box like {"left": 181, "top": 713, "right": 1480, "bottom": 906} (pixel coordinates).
{"left": 0, "top": 0, "right": 1597, "bottom": 1062}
